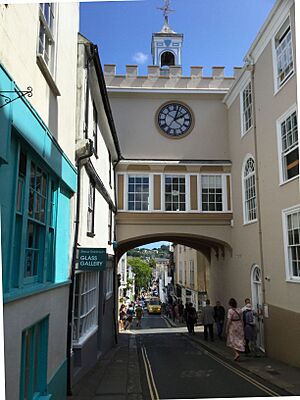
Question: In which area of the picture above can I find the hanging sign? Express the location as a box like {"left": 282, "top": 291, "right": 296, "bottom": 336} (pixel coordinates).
{"left": 77, "top": 248, "right": 106, "bottom": 271}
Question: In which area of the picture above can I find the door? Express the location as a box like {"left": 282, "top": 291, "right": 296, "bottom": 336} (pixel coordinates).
{"left": 251, "top": 265, "right": 265, "bottom": 351}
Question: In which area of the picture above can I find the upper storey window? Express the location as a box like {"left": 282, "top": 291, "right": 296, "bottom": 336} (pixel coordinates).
{"left": 38, "top": 3, "right": 56, "bottom": 74}
{"left": 243, "top": 156, "right": 257, "bottom": 224}
{"left": 277, "top": 106, "right": 298, "bottom": 183}
{"left": 240, "top": 81, "right": 253, "bottom": 136}
{"left": 128, "top": 176, "right": 149, "bottom": 211}
{"left": 165, "top": 175, "right": 186, "bottom": 211}
{"left": 201, "top": 175, "right": 223, "bottom": 212}
{"left": 274, "top": 18, "right": 294, "bottom": 91}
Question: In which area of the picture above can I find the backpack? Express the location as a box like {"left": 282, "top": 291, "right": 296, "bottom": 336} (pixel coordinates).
{"left": 243, "top": 309, "right": 255, "bottom": 326}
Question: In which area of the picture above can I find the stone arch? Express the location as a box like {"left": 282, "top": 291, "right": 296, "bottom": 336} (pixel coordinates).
{"left": 116, "top": 232, "right": 231, "bottom": 262}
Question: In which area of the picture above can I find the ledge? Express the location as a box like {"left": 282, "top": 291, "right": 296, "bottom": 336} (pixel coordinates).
{"left": 116, "top": 212, "right": 233, "bottom": 225}
{"left": 36, "top": 54, "right": 61, "bottom": 96}
{"left": 3, "top": 281, "right": 70, "bottom": 304}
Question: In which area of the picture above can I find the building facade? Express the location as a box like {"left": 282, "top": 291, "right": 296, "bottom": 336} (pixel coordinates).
{"left": 71, "top": 34, "right": 121, "bottom": 385}
{"left": 0, "top": 3, "right": 79, "bottom": 399}
{"left": 105, "top": 0, "right": 300, "bottom": 368}
{"left": 173, "top": 244, "right": 208, "bottom": 311}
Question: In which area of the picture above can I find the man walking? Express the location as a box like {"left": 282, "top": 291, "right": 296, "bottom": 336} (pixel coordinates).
{"left": 214, "top": 301, "right": 225, "bottom": 339}
{"left": 202, "top": 299, "right": 215, "bottom": 341}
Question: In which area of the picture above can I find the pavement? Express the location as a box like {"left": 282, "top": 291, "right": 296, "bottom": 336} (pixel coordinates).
{"left": 68, "top": 333, "right": 143, "bottom": 400}
{"left": 69, "top": 317, "right": 300, "bottom": 399}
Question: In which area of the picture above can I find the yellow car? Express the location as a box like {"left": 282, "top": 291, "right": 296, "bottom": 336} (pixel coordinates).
{"left": 147, "top": 298, "right": 161, "bottom": 314}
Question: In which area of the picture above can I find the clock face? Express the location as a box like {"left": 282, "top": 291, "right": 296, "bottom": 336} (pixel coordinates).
{"left": 156, "top": 102, "right": 193, "bottom": 138}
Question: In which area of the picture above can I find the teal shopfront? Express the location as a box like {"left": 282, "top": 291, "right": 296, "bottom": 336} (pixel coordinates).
{"left": 0, "top": 64, "right": 77, "bottom": 400}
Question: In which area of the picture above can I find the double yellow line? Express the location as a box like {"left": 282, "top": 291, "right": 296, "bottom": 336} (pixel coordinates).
{"left": 141, "top": 345, "right": 160, "bottom": 400}
{"left": 197, "top": 343, "right": 281, "bottom": 397}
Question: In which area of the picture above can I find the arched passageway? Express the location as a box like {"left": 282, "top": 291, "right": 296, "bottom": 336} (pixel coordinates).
{"left": 116, "top": 233, "right": 231, "bottom": 262}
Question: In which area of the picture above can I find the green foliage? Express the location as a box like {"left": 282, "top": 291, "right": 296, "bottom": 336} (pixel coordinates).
{"left": 127, "top": 257, "right": 153, "bottom": 290}
{"left": 127, "top": 244, "right": 170, "bottom": 261}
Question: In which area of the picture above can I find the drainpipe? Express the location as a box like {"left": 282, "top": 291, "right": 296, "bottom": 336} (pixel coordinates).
{"left": 112, "top": 158, "right": 122, "bottom": 344}
{"left": 66, "top": 45, "right": 95, "bottom": 396}
{"left": 246, "top": 56, "right": 267, "bottom": 346}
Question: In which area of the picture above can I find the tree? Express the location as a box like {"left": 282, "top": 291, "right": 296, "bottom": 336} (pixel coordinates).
{"left": 127, "top": 257, "right": 153, "bottom": 292}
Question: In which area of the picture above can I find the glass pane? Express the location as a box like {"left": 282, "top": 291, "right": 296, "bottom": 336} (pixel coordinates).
{"left": 16, "top": 178, "right": 23, "bottom": 213}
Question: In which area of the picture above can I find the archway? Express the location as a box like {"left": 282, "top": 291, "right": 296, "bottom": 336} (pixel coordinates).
{"left": 160, "top": 51, "right": 175, "bottom": 67}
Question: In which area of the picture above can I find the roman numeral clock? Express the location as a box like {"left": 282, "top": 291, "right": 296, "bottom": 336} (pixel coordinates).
{"left": 156, "top": 101, "right": 194, "bottom": 138}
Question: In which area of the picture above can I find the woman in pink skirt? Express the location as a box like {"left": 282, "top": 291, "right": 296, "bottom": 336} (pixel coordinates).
{"left": 226, "top": 298, "right": 245, "bottom": 361}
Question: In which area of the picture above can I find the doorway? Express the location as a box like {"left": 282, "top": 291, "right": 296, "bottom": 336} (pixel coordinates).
{"left": 251, "top": 264, "right": 265, "bottom": 351}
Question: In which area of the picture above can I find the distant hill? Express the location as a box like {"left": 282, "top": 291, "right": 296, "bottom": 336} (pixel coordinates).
{"left": 127, "top": 244, "right": 170, "bottom": 260}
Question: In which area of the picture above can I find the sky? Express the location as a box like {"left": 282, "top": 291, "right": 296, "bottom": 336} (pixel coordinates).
{"left": 80, "top": 0, "right": 276, "bottom": 77}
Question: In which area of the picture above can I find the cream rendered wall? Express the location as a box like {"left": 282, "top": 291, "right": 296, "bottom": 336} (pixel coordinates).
{"left": 109, "top": 93, "right": 229, "bottom": 160}
{"left": 252, "top": 6, "right": 298, "bottom": 313}
{"left": 4, "top": 286, "right": 69, "bottom": 400}
{"left": 77, "top": 72, "right": 116, "bottom": 255}
{"left": 0, "top": 3, "right": 79, "bottom": 163}
{"left": 225, "top": 91, "right": 261, "bottom": 306}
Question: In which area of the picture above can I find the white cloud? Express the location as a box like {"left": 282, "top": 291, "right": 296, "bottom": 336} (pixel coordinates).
{"left": 132, "top": 52, "right": 148, "bottom": 65}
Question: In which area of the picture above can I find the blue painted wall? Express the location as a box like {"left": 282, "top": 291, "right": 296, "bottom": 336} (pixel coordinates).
{"left": 0, "top": 63, "right": 77, "bottom": 297}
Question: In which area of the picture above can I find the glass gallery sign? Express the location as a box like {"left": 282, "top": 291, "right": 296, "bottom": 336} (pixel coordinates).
{"left": 77, "top": 248, "right": 106, "bottom": 271}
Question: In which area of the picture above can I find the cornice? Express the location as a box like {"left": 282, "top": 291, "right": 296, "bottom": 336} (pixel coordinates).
{"left": 223, "top": 69, "right": 250, "bottom": 108}
{"left": 244, "top": 0, "right": 294, "bottom": 64}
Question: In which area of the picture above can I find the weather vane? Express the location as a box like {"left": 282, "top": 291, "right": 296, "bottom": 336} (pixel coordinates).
{"left": 158, "top": 0, "right": 174, "bottom": 25}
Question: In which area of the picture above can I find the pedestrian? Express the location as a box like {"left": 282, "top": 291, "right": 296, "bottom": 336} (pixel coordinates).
{"left": 124, "top": 303, "right": 135, "bottom": 330}
{"left": 226, "top": 298, "right": 245, "bottom": 361}
{"left": 119, "top": 304, "right": 126, "bottom": 331}
{"left": 186, "top": 302, "right": 197, "bottom": 334}
{"left": 178, "top": 300, "right": 184, "bottom": 323}
{"left": 242, "top": 300, "right": 257, "bottom": 354}
{"left": 174, "top": 302, "right": 179, "bottom": 322}
{"left": 135, "top": 303, "right": 144, "bottom": 328}
{"left": 214, "top": 300, "right": 225, "bottom": 339}
{"left": 202, "top": 299, "right": 215, "bottom": 341}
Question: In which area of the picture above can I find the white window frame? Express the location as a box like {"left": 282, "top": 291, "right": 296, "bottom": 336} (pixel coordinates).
{"left": 272, "top": 15, "right": 294, "bottom": 94}
{"left": 282, "top": 205, "right": 300, "bottom": 283}
{"left": 87, "top": 178, "right": 95, "bottom": 235}
{"left": 119, "top": 171, "right": 231, "bottom": 213}
{"left": 240, "top": 80, "right": 253, "bottom": 136}
{"left": 164, "top": 174, "right": 186, "bottom": 212}
{"left": 242, "top": 155, "right": 257, "bottom": 225}
{"left": 126, "top": 174, "right": 151, "bottom": 212}
{"left": 276, "top": 104, "right": 299, "bottom": 185}
{"left": 37, "top": 3, "right": 57, "bottom": 75}
{"left": 73, "top": 271, "right": 99, "bottom": 346}
{"left": 200, "top": 174, "right": 226, "bottom": 212}
{"left": 105, "top": 266, "right": 114, "bottom": 299}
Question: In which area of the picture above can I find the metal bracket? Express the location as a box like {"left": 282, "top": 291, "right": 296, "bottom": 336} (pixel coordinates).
{"left": 0, "top": 87, "right": 33, "bottom": 109}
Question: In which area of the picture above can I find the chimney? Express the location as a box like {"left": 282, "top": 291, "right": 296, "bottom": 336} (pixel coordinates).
{"left": 126, "top": 65, "right": 138, "bottom": 77}
{"left": 104, "top": 64, "right": 116, "bottom": 76}
{"left": 148, "top": 65, "right": 160, "bottom": 78}
{"left": 169, "top": 66, "right": 182, "bottom": 78}
{"left": 233, "top": 67, "right": 243, "bottom": 79}
{"left": 212, "top": 66, "right": 225, "bottom": 78}
{"left": 190, "top": 66, "right": 203, "bottom": 79}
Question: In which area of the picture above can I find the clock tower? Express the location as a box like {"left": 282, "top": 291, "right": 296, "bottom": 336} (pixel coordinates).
{"left": 151, "top": 0, "right": 183, "bottom": 69}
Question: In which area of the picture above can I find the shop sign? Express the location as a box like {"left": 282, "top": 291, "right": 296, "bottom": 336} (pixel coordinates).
{"left": 77, "top": 248, "right": 106, "bottom": 271}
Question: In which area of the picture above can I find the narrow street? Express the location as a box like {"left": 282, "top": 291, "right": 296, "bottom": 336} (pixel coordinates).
{"left": 69, "top": 310, "right": 299, "bottom": 399}
{"left": 132, "top": 313, "right": 287, "bottom": 399}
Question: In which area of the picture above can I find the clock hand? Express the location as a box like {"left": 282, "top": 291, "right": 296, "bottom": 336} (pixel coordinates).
{"left": 174, "top": 112, "right": 185, "bottom": 121}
